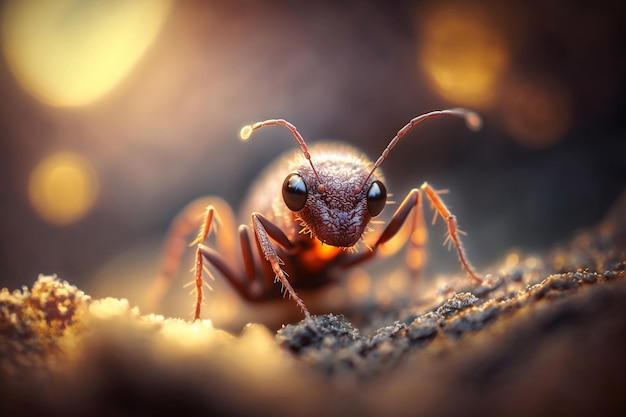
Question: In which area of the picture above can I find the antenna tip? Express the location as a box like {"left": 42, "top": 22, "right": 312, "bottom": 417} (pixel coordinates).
{"left": 240, "top": 125, "right": 253, "bottom": 141}
{"left": 464, "top": 111, "right": 483, "bottom": 131}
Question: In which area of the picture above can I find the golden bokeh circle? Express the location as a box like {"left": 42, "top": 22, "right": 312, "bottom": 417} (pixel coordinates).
{"left": 1, "top": 0, "right": 172, "bottom": 107}
{"left": 28, "top": 152, "right": 99, "bottom": 225}
{"left": 418, "top": 3, "right": 509, "bottom": 106}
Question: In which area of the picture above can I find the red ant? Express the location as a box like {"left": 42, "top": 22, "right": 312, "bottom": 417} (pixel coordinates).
{"left": 152, "top": 109, "right": 484, "bottom": 320}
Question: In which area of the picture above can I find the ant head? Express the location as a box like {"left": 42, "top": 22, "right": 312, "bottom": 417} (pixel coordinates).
{"left": 241, "top": 121, "right": 387, "bottom": 247}
{"left": 281, "top": 143, "right": 387, "bottom": 247}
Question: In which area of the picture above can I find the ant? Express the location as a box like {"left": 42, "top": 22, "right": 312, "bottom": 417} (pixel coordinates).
{"left": 152, "top": 108, "right": 484, "bottom": 321}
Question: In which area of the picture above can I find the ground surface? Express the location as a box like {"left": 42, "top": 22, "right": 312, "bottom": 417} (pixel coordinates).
{"left": 1, "top": 194, "right": 625, "bottom": 417}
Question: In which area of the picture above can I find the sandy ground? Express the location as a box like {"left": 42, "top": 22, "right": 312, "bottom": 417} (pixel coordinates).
{"left": 1, "top": 193, "right": 625, "bottom": 417}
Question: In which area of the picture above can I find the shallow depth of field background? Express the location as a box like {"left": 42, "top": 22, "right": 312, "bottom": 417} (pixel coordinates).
{"left": 0, "top": 0, "right": 624, "bottom": 322}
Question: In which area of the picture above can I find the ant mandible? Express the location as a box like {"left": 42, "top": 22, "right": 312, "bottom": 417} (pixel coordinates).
{"left": 152, "top": 108, "right": 484, "bottom": 320}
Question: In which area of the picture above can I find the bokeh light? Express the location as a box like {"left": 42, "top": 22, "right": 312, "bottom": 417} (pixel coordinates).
{"left": 500, "top": 75, "right": 572, "bottom": 149}
{"left": 28, "top": 152, "right": 99, "bottom": 225}
{"left": 346, "top": 269, "right": 372, "bottom": 302}
{"left": 1, "top": 0, "right": 173, "bottom": 107}
{"left": 417, "top": 2, "right": 509, "bottom": 106}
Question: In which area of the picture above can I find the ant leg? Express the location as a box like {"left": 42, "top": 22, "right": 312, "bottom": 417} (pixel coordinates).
{"left": 197, "top": 221, "right": 297, "bottom": 317}
{"left": 405, "top": 189, "right": 427, "bottom": 281}
{"left": 197, "top": 238, "right": 257, "bottom": 301}
{"left": 238, "top": 224, "right": 256, "bottom": 284}
{"left": 421, "top": 182, "right": 483, "bottom": 283}
{"left": 340, "top": 189, "right": 426, "bottom": 281}
{"left": 202, "top": 220, "right": 301, "bottom": 302}
{"left": 148, "top": 197, "right": 236, "bottom": 319}
{"left": 251, "top": 212, "right": 310, "bottom": 318}
{"left": 215, "top": 223, "right": 275, "bottom": 293}
{"left": 341, "top": 185, "right": 482, "bottom": 284}
{"left": 377, "top": 190, "right": 427, "bottom": 276}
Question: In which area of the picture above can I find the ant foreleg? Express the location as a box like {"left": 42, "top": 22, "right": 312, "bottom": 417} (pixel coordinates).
{"left": 197, "top": 240, "right": 256, "bottom": 302}
{"left": 251, "top": 213, "right": 311, "bottom": 318}
{"left": 341, "top": 184, "right": 482, "bottom": 284}
{"left": 192, "top": 211, "right": 310, "bottom": 320}
{"left": 198, "top": 223, "right": 277, "bottom": 297}
{"left": 420, "top": 182, "right": 483, "bottom": 284}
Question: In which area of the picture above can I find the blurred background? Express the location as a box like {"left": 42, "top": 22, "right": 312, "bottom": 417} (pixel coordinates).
{"left": 0, "top": 0, "right": 624, "bottom": 324}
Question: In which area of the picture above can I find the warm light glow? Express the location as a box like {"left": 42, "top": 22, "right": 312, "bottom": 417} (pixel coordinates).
{"left": 28, "top": 152, "right": 99, "bottom": 225}
{"left": 313, "top": 239, "right": 342, "bottom": 261}
{"left": 206, "top": 291, "right": 239, "bottom": 324}
{"left": 525, "top": 256, "right": 542, "bottom": 269}
{"left": 324, "top": 285, "right": 347, "bottom": 309}
{"left": 411, "top": 227, "right": 427, "bottom": 246}
{"left": 159, "top": 319, "right": 227, "bottom": 350}
{"left": 89, "top": 297, "right": 136, "bottom": 320}
{"left": 463, "top": 110, "right": 483, "bottom": 131}
{"left": 505, "top": 252, "right": 520, "bottom": 269}
{"left": 386, "top": 271, "right": 408, "bottom": 292}
{"left": 407, "top": 249, "right": 425, "bottom": 271}
{"left": 375, "top": 287, "right": 394, "bottom": 308}
{"left": 1, "top": 0, "right": 173, "bottom": 107}
{"left": 552, "top": 254, "right": 566, "bottom": 271}
{"left": 236, "top": 323, "right": 286, "bottom": 373}
{"left": 377, "top": 217, "right": 411, "bottom": 258}
{"left": 346, "top": 269, "right": 371, "bottom": 301}
{"left": 240, "top": 125, "right": 253, "bottom": 140}
{"left": 501, "top": 76, "right": 572, "bottom": 149}
{"left": 417, "top": 3, "right": 509, "bottom": 106}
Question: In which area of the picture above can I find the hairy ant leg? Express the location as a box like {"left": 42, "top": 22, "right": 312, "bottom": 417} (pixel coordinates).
{"left": 196, "top": 212, "right": 310, "bottom": 320}
{"left": 420, "top": 182, "right": 482, "bottom": 283}
{"left": 250, "top": 213, "right": 310, "bottom": 317}
{"left": 340, "top": 183, "right": 482, "bottom": 285}
{"left": 148, "top": 197, "right": 236, "bottom": 319}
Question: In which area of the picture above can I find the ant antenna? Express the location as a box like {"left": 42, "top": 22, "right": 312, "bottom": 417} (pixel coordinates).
{"left": 358, "top": 108, "right": 482, "bottom": 192}
{"left": 240, "top": 119, "right": 325, "bottom": 192}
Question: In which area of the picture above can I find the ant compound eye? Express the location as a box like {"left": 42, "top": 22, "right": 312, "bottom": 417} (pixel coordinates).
{"left": 282, "top": 173, "right": 308, "bottom": 211}
{"left": 366, "top": 180, "right": 387, "bottom": 217}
